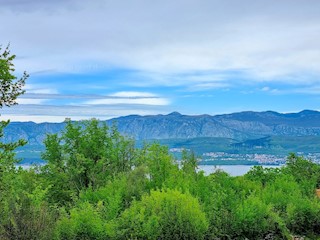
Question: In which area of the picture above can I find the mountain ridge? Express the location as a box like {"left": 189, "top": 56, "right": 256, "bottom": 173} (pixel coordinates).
{"left": 3, "top": 110, "right": 320, "bottom": 145}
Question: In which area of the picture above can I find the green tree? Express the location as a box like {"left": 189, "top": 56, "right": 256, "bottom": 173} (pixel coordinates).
{"left": 0, "top": 44, "right": 28, "bottom": 173}
{"left": 181, "top": 149, "right": 198, "bottom": 175}
{"left": 0, "top": 45, "right": 32, "bottom": 238}
{"left": 285, "top": 154, "right": 320, "bottom": 183}
{"left": 0, "top": 45, "right": 58, "bottom": 240}
{"left": 139, "top": 143, "right": 178, "bottom": 190}
{"left": 0, "top": 44, "right": 28, "bottom": 108}
{"left": 245, "top": 165, "right": 282, "bottom": 187}
{"left": 0, "top": 120, "right": 27, "bottom": 173}
{"left": 41, "top": 119, "right": 137, "bottom": 202}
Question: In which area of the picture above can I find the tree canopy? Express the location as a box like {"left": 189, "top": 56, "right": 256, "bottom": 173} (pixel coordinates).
{"left": 0, "top": 44, "right": 28, "bottom": 109}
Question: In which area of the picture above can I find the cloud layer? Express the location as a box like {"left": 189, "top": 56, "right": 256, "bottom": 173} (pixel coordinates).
{"left": 1, "top": 0, "right": 320, "bottom": 121}
{"left": 2, "top": 0, "right": 320, "bottom": 82}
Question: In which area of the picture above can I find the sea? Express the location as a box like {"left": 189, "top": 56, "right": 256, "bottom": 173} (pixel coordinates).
{"left": 17, "top": 162, "right": 281, "bottom": 177}
{"left": 198, "top": 165, "right": 281, "bottom": 176}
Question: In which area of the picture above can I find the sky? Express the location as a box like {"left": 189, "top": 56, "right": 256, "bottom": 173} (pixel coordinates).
{"left": 1, "top": 0, "right": 320, "bottom": 122}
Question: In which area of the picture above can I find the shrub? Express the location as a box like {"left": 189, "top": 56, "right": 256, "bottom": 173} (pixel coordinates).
{"left": 55, "top": 202, "right": 107, "bottom": 240}
{"left": 117, "top": 189, "right": 208, "bottom": 240}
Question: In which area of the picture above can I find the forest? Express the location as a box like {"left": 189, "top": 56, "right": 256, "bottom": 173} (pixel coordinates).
{"left": 2, "top": 46, "right": 320, "bottom": 240}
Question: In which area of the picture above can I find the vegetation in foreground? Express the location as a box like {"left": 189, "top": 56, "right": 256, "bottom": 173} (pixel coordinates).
{"left": 1, "top": 119, "right": 320, "bottom": 239}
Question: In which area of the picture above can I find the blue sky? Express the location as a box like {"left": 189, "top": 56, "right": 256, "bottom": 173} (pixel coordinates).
{"left": 1, "top": 0, "right": 320, "bottom": 122}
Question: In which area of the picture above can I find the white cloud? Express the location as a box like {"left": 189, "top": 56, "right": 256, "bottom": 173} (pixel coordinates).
{"left": 84, "top": 91, "right": 170, "bottom": 105}
{"left": 25, "top": 84, "right": 58, "bottom": 94}
{"left": 0, "top": 115, "right": 74, "bottom": 123}
{"left": 85, "top": 98, "right": 170, "bottom": 106}
{"left": 0, "top": 115, "right": 116, "bottom": 123}
{"left": 1, "top": 0, "right": 320, "bottom": 86}
{"left": 188, "top": 82, "right": 229, "bottom": 91}
{"left": 297, "top": 87, "right": 320, "bottom": 95}
{"left": 110, "top": 91, "right": 157, "bottom": 98}
{"left": 16, "top": 98, "right": 48, "bottom": 105}
{"left": 0, "top": 107, "right": 169, "bottom": 123}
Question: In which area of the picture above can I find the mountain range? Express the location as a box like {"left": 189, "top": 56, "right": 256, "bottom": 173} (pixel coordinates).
{"left": 3, "top": 110, "right": 320, "bottom": 146}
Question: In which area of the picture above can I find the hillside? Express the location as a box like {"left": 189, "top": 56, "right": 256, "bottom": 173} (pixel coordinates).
{"left": 3, "top": 110, "right": 320, "bottom": 163}
{"left": 108, "top": 110, "right": 320, "bottom": 139}
{"left": 4, "top": 110, "right": 320, "bottom": 146}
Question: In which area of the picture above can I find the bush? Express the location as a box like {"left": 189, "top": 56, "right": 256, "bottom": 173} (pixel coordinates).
{"left": 55, "top": 202, "right": 108, "bottom": 240}
{"left": 233, "top": 196, "right": 289, "bottom": 239}
{"left": 287, "top": 198, "right": 320, "bottom": 236}
{"left": 117, "top": 189, "right": 208, "bottom": 240}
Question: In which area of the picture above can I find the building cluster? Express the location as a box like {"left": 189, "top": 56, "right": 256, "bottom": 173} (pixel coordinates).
{"left": 170, "top": 148, "right": 320, "bottom": 165}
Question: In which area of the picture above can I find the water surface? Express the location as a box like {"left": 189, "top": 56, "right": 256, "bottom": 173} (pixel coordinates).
{"left": 198, "top": 165, "right": 281, "bottom": 176}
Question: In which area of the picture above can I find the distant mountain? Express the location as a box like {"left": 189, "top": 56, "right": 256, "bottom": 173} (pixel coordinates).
{"left": 3, "top": 110, "right": 320, "bottom": 146}
{"left": 110, "top": 111, "right": 248, "bottom": 140}
{"left": 110, "top": 110, "right": 320, "bottom": 140}
{"left": 4, "top": 122, "right": 66, "bottom": 145}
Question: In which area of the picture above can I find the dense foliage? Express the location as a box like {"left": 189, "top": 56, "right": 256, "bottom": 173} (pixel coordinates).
{"left": 1, "top": 119, "right": 320, "bottom": 239}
